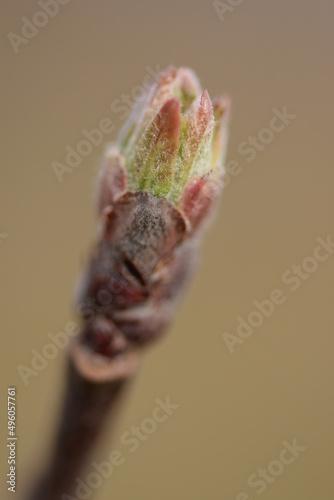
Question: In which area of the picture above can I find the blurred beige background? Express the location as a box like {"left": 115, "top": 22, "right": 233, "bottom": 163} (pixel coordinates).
{"left": 1, "top": 1, "right": 334, "bottom": 499}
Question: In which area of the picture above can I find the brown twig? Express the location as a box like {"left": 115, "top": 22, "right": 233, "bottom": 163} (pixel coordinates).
{"left": 27, "top": 328, "right": 139, "bottom": 500}
{"left": 24, "top": 66, "right": 230, "bottom": 500}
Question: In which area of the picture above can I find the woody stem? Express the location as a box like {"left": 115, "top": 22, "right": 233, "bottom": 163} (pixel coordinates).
{"left": 26, "top": 329, "right": 138, "bottom": 500}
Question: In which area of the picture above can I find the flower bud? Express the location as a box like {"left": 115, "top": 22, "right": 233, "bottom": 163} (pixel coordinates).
{"left": 80, "top": 67, "right": 231, "bottom": 348}
{"left": 100, "top": 66, "right": 230, "bottom": 230}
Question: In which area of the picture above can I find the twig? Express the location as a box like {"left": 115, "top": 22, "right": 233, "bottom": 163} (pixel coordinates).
{"left": 25, "top": 66, "right": 230, "bottom": 500}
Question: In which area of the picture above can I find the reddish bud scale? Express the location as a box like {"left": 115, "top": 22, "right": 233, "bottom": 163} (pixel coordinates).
{"left": 137, "top": 98, "right": 181, "bottom": 195}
